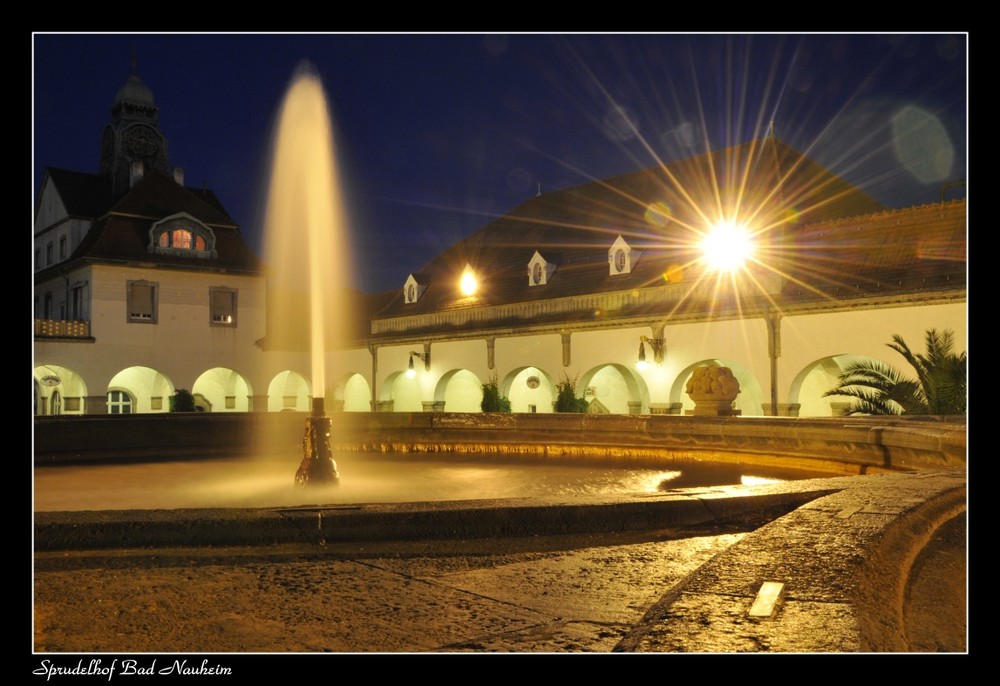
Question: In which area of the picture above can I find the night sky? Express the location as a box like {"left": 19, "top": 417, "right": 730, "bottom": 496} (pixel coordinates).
{"left": 32, "top": 33, "right": 967, "bottom": 294}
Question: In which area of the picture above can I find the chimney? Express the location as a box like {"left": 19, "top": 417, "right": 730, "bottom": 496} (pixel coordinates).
{"left": 129, "top": 160, "right": 144, "bottom": 188}
{"left": 173, "top": 166, "right": 185, "bottom": 186}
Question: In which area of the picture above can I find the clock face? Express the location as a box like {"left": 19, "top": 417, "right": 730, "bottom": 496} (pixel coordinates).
{"left": 125, "top": 125, "right": 159, "bottom": 158}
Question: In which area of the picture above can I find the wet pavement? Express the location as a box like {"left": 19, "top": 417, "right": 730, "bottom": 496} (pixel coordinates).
{"left": 33, "top": 469, "right": 966, "bottom": 654}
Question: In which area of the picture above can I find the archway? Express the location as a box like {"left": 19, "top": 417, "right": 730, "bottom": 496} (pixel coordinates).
{"left": 435, "top": 369, "right": 483, "bottom": 412}
{"left": 578, "top": 363, "right": 648, "bottom": 414}
{"left": 33, "top": 364, "right": 88, "bottom": 415}
{"left": 192, "top": 368, "right": 253, "bottom": 412}
{"left": 383, "top": 371, "right": 422, "bottom": 412}
{"left": 503, "top": 366, "right": 556, "bottom": 413}
{"left": 791, "top": 354, "right": 872, "bottom": 417}
{"left": 107, "top": 366, "right": 175, "bottom": 414}
{"left": 267, "top": 370, "right": 311, "bottom": 412}
{"left": 333, "top": 372, "right": 371, "bottom": 412}
{"left": 672, "top": 359, "right": 765, "bottom": 416}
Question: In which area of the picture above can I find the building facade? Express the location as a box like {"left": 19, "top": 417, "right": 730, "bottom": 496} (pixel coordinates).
{"left": 34, "top": 67, "right": 966, "bottom": 418}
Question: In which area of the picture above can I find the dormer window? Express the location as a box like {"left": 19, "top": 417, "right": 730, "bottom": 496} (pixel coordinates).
{"left": 149, "top": 213, "right": 216, "bottom": 258}
{"left": 527, "top": 250, "right": 556, "bottom": 286}
{"left": 403, "top": 274, "right": 428, "bottom": 304}
{"left": 609, "top": 235, "right": 640, "bottom": 276}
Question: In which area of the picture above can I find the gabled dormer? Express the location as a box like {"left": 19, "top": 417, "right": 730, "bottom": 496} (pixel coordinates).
{"left": 403, "top": 273, "right": 428, "bottom": 304}
{"left": 609, "top": 235, "right": 640, "bottom": 276}
{"left": 527, "top": 250, "right": 556, "bottom": 286}
{"left": 149, "top": 212, "right": 217, "bottom": 258}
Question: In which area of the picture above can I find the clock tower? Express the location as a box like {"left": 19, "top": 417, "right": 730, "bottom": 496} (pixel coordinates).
{"left": 99, "top": 56, "right": 171, "bottom": 195}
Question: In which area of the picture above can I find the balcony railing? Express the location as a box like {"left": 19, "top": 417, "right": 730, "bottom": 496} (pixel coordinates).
{"left": 35, "top": 319, "right": 91, "bottom": 339}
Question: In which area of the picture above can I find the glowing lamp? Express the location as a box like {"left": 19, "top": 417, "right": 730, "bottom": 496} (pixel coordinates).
{"left": 460, "top": 265, "right": 478, "bottom": 296}
{"left": 701, "top": 220, "right": 754, "bottom": 272}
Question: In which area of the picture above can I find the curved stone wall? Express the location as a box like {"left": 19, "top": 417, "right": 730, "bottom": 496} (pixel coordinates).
{"left": 34, "top": 412, "right": 965, "bottom": 473}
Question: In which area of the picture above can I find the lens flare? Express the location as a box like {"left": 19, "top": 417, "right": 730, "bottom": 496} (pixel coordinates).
{"left": 701, "top": 221, "right": 755, "bottom": 273}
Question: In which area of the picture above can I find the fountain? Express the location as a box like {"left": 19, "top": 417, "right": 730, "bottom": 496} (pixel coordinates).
{"left": 262, "top": 62, "right": 350, "bottom": 486}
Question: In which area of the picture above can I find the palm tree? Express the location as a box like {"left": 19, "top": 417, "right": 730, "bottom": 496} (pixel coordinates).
{"left": 824, "top": 329, "right": 966, "bottom": 416}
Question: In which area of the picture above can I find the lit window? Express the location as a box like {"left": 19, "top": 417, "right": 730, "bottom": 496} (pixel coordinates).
{"left": 150, "top": 214, "right": 216, "bottom": 258}
{"left": 210, "top": 288, "right": 237, "bottom": 326}
{"left": 127, "top": 281, "right": 157, "bottom": 323}
{"left": 107, "top": 390, "right": 133, "bottom": 414}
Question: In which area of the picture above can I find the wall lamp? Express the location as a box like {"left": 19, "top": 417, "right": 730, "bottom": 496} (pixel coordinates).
{"left": 636, "top": 335, "right": 665, "bottom": 370}
{"left": 406, "top": 349, "right": 431, "bottom": 378}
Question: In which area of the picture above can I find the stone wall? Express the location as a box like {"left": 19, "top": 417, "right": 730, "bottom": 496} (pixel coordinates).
{"left": 33, "top": 412, "right": 966, "bottom": 472}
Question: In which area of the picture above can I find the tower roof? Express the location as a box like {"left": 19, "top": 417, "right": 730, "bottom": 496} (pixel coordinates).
{"left": 114, "top": 73, "right": 156, "bottom": 110}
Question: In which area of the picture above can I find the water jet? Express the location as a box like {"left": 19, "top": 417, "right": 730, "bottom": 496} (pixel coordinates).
{"left": 261, "top": 63, "right": 353, "bottom": 487}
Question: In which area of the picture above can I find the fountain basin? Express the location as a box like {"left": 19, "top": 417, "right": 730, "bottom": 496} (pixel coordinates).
{"left": 33, "top": 412, "right": 967, "bottom": 471}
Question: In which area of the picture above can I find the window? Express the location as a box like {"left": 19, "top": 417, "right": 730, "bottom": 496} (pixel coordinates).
{"left": 107, "top": 390, "right": 133, "bottom": 414}
{"left": 43, "top": 293, "right": 52, "bottom": 319}
{"left": 59, "top": 236, "right": 67, "bottom": 259}
{"left": 615, "top": 249, "right": 626, "bottom": 272}
{"left": 46, "top": 242, "right": 53, "bottom": 265}
{"left": 127, "top": 281, "right": 157, "bottom": 323}
{"left": 35, "top": 248, "right": 41, "bottom": 271}
{"left": 70, "top": 284, "right": 85, "bottom": 321}
{"left": 150, "top": 214, "right": 215, "bottom": 258}
{"left": 210, "top": 288, "right": 237, "bottom": 326}
{"left": 533, "top": 262, "right": 543, "bottom": 285}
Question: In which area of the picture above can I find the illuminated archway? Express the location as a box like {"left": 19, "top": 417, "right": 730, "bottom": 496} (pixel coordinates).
{"left": 436, "top": 369, "right": 483, "bottom": 412}
{"left": 107, "top": 366, "right": 175, "bottom": 413}
{"left": 791, "top": 354, "right": 874, "bottom": 417}
{"left": 267, "top": 370, "right": 311, "bottom": 412}
{"left": 333, "top": 372, "right": 371, "bottom": 412}
{"left": 33, "top": 364, "right": 88, "bottom": 415}
{"left": 383, "top": 371, "right": 422, "bottom": 412}
{"left": 672, "top": 359, "right": 764, "bottom": 416}
{"left": 192, "top": 367, "right": 253, "bottom": 412}
{"left": 578, "top": 363, "right": 648, "bottom": 414}
{"left": 502, "top": 366, "right": 557, "bottom": 413}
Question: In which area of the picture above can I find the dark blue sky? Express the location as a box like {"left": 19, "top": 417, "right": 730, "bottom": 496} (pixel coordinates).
{"left": 32, "top": 33, "right": 967, "bottom": 293}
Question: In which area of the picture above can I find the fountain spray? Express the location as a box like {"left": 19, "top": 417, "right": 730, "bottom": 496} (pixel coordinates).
{"left": 263, "top": 62, "right": 352, "bottom": 486}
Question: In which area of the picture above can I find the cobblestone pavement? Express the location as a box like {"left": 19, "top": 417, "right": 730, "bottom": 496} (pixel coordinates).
{"left": 32, "top": 470, "right": 967, "bottom": 655}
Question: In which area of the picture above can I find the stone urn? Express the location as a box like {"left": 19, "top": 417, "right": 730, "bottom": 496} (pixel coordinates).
{"left": 685, "top": 365, "right": 741, "bottom": 416}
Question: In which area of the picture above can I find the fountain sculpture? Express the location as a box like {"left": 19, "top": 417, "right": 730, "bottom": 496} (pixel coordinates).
{"left": 263, "top": 62, "right": 351, "bottom": 486}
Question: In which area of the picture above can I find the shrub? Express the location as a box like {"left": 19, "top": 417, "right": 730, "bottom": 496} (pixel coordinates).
{"left": 481, "top": 376, "right": 512, "bottom": 412}
{"left": 554, "top": 373, "right": 588, "bottom": 413}
{"left": 170, "top": 388, "right": 196, "bottom": 412}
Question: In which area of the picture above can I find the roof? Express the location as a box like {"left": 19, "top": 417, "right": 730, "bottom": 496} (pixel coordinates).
{"left": 374, "top": 138, "right": 890, "bottom": 319}
{"left": 37, "top": 168, "right": 262, "bottom": 276}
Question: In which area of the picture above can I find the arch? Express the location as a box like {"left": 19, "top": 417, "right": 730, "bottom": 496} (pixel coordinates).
{"left": 502, "top": 366, "right": 557, "bottom": 413}
{"left": 578, "top": 363, "right": 649, "bottom": 414}
{"left": 791, "top": 354, "right": 872, "bottom": 417}
{"left": 267, "top": 370, "right": 312, "bottom": 412}
{"left": 192, "top": 367, "right": 253, "bottom": 412}
{"left": 107, "top": 366, "right": 175, "bottom": 413}
{"left": 435, "top": 369, "right": 483, "bottom": 412}
{"left": 671, "top": 359, "right": 765, "bottom": 416}
{"left": 33, "top": 364, "right": 88, "bottom": 415}
{"left": 383, "top": 370, "right": 422, "bottom": 412}
{"left": 333, "top": 372, "right": 371, "bottom": 412}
